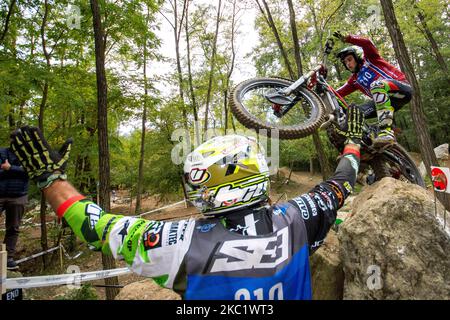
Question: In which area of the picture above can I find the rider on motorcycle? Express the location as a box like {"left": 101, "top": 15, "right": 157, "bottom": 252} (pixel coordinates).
{"left": 333, "top": 31, "right": 412, "bottom": 148}
{"left": 9, "top": 107, "right": 364, "bottom": 300}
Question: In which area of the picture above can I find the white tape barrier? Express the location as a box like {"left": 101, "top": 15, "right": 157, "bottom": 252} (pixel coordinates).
{"left": 15, "top": 242, "right": 86, "bottom": 265}
{"left": 61, "top": 245, "right": 84, "bottom": 260}
{"left": 137, "top": 199, "right": 186, "bottom": 217}
{"left": 5, "top": 267, "right": 132, "bottom": 289}
{"left": 16, "top": 245, "right": 61, "bottom": 264}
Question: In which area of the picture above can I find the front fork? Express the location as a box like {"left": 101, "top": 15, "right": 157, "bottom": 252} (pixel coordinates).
{"left": 319, "top": 91, "right": 347, "bottom": 130}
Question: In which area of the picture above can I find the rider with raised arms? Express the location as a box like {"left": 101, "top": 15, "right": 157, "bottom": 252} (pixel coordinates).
{"left": 333, "top": 31, "right": 412, "bottom": 148}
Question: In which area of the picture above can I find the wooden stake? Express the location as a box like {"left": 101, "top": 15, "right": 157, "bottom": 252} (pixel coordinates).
{"left": 59, "top": 244, "right": 63, "bottom": 271}
{"left": 1, "top": 244, "right": 7, "bottom": 300}
{"left": 444, "top": 193, "right": 447, "bottom": 229}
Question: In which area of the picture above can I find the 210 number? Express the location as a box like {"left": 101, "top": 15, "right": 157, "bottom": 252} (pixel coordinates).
{"left": 234, "top": 282, "right": 284, "bottom": 300}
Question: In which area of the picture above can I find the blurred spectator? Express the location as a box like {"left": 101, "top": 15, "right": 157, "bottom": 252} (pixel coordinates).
{"left": 0, "top": 146, "right": 29, "bottom": 270}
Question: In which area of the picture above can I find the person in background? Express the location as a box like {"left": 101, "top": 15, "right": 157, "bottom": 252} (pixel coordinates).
{"left": 0, "top": 146, "right": 29, "bottom": 270}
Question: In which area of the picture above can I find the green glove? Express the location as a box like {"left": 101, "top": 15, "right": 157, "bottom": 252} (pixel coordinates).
{"left": 333, "top": 30, "right": 347, "bottom": 42}
{"left": 336, "top": 105, "right": 365, "bottom": 145}
{"left": 10, "top": 126, "right": 73, "bottom": 189}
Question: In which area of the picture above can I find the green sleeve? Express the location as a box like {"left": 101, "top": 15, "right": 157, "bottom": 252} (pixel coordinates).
{"left": 63, "top": 199, "right": 123, "bottom": 255}
{"left": 61, "top": 198, "right": 195, "bottom": 290}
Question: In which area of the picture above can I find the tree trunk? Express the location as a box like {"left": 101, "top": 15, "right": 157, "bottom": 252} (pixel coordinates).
{"left": 256, "top": 0, "right": 294, "bottom": 79}
{"left": 380, "top": 0, "right": 449, "bottom": 211}
{"left": 287, "top": 0, "right": 331, "bottom": 179}
{"left": 38, "top": 0, "right": 51, "bottom": 267}
{"left": 223, "top": 0, "right": 238, "bottom": 135}
{"left": 90, "top": 0, "right": 120, "bottom": 299}
{"left": 231, "top": 114, "right": 237, "bottom": 133}
{"left": 184, "top": 1, "right": 200, "bottom": 146}
{"left": 135, "top": 7, "right": 150, "bottom": 215}
{"left": 287, "top": 0, "right": 302, "bottom": 77}
{"left": 416, "top": 11, "right": 448, "bottom": 76}
{"left": 0, "top": 0, "right": 16, "bottom": 43}
{"left": 312, "top": 133, "right": 331, "bottom": 179}
{"left": 171, "top": 0, "right": 189, "bottom": 132}
{"left": 334, "top": 63, "right": 343, "bottom": 81}
{"left": 286, "top": 160, "right": 294, "bottom": 185}
{"left": 203, "top": 0, "right": 222, "bottom": 138}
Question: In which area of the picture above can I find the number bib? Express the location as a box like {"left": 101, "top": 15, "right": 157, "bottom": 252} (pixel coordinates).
{"left": 356, "top": 63, "right": 379, "bottom": 90}
{"left": 183, "top": 204, "right": 312, "bottom": 300}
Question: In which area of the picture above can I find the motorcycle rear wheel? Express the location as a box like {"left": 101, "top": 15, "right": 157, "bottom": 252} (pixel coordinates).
{"left": 369, "top": 144, "right": 425, "bottom": 188}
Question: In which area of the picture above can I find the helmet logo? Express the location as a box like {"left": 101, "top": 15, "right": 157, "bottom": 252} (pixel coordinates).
{"left": 223, "top": 198, "right": 238, "bottom": 206}
{"left": 189, "top": 168, "right": 211, "bottom": 185}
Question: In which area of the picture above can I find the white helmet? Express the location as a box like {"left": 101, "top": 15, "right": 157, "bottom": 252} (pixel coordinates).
{"left": 183, "top": 135, "right": 270, "bottom": 216}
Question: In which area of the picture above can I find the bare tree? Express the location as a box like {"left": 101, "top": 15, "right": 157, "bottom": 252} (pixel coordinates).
{"left": 135, "top": 6, "right": 151, "bottom": 215}
{"left": 287, "top": 0, "right": 332, "bottom": 179}
{"left": 255, "top": 0, "right": 295, "bottom": 79}
{"left": 203, "top": 0, "right": 223, "bottom": 138}
{"left": 416, "top": 10, "right": 448, "bottom": 77}
{"left": 0, "top": 0, "right": 16, "bottom": 43}
{"left": 160, "top": 0, "right": 189, "bottom": 130}
{"left": 184, "top": 0, "right": 201, "bottom": 145}
{"left": 37, "top": 0, "right": 52, "bottom": 267}
{"left": 90, "top": 0, "right": 120, "bottom": 300}
{"left": 223, "top": 0, "right": 239, "bottom": 134}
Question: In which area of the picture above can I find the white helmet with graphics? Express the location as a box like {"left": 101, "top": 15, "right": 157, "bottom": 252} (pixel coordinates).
{"left": 183, "top": 135, "right": 270, "bottom": 216}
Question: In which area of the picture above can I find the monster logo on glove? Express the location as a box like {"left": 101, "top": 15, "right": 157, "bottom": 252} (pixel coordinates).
{"left": 334, "top": 105, "right": 365, "bottom": 146}
{"left": 10, "top": 126, "right": 73, "bottom": 189}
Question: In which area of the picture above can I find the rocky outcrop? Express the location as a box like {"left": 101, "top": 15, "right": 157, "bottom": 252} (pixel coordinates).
{"left": 338, "top": 178, "right": 450, "bottom": 300}
{"left": 310, "top": 230, "right": 344, "bottom": 300}
{"left": 115, "top": 279, "right": 181, "bottom": 300}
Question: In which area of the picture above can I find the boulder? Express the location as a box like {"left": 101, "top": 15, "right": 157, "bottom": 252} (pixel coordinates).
{"left": 418, "top": 143, "right": 449, "bottom": 177}
{"left": 310, "top": 230, "right": 344, "bottom": 300}
{"left": 115, "top": 279, "right": 181, "bottom": 300}
{"left": 339, "top": 177, "right": 450, "bottom": 300}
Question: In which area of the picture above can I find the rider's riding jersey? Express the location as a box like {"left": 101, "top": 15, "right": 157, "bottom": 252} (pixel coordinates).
{"left": 336, "top": 35, "right": 408, "bottom": 98}
{"left": 59, "top": 152, "right": 359, "bottom": 300}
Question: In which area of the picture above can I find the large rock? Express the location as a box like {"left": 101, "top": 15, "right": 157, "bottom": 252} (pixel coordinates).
{"left": 339, "top": 178, "right": 450, "bottom": 300}
{"left": 115, "top": 279, "right": 181, "bottom": 300}
{"left": 310, "top": 230, "right": 344, "bottom": 300}
{"left": 418, "top": 143, "right": 449, "bottom": 177}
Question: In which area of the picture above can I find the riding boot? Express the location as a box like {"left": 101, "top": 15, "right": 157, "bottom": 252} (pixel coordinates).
{"left": 373, "top": 108, "right": 396, "bottom": 148}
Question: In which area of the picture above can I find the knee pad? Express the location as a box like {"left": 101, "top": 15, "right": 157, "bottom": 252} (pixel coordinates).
{"left": 370, "top": 80, "right": 388, "bottom": 91}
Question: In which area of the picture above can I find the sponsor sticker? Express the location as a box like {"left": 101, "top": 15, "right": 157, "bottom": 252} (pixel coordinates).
{"left": 142, "top": 221, "right": 164, "bottom": 250}
{"left": 196, "top": 223, "right": 216, "bottom": 233}
{"left": 431, "top": 166, "right": 450, "bottom": 193}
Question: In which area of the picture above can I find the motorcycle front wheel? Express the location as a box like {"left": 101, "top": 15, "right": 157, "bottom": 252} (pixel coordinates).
{"left": 230, "top": 77, "right": 325, "bottom": 139}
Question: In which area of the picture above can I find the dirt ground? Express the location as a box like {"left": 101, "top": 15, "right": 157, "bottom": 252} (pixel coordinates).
{"left": 0, "top": 169, "right": 323, "bottom": 300}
